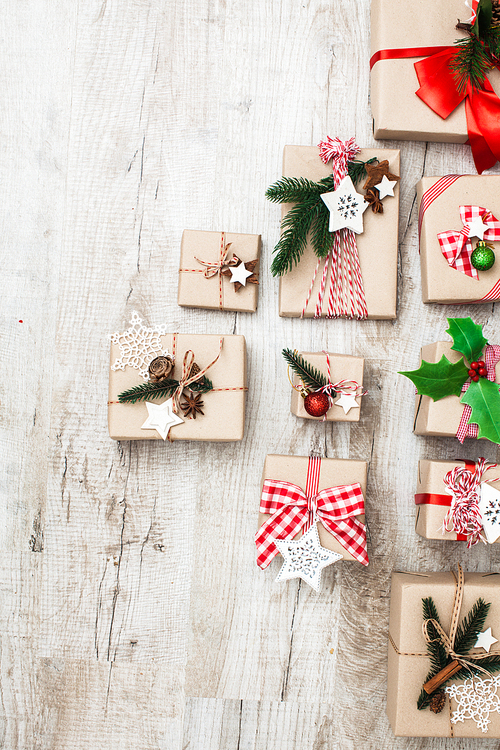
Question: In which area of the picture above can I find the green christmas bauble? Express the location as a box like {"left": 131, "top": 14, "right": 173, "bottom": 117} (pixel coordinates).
{"left": 471, "top": 242, "right": 495, "bottom": 271}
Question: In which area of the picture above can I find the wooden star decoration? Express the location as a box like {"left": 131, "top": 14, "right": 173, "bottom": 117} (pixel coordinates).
{"left": 222, "top": 258, "right": 259, "bottom": 291}
{"left": 180, "top": 392, "right": 205, "bottom": 419}
{"left": 363, "top": 160, "right": 400, "bottom": 191}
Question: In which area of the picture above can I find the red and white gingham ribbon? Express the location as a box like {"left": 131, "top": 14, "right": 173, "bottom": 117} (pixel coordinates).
{"left": 255, "top": 455, "right": 369, "bottom": 568}
{"left": 442, "top": 458, "right": 499, "bottom": 547}
{"left": 437, "top": 206, "right": 500, "bottom": 279}
{"left": 457, "top": 344, "right": 500, "bottom": 442}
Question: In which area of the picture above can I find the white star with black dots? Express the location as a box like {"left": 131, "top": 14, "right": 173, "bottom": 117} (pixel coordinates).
{"left": 275, "top": 522, "right": 343, "bottom": 591}
{"left": 141, "top": 398, "right": 184, "bottom": 440}
{"left": 229, "top": 263, "right": 253, "bottom": 287}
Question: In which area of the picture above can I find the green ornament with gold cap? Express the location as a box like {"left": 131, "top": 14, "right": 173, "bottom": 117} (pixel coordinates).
{"left": 471, "top": 241, "right": 495, "bottom": 271}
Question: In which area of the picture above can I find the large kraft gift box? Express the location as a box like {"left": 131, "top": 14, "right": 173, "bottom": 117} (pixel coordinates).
{"left": 388, "top": 570, "right": 500, "bottom": 737}
{"left": 413, "top": 341, "right": 500, "bottom": 438}
{"left": 415, "top": 459, "right": 500, "bottom": 542}
{"left": 278, "top": 146, "right": 399, "bottom": 319}
{"left": 417, "top": 176, "right": 500, "bottom": 304}
{"left": 371, "top": 0, "right": 500, "bottom": 142}
{"left": 108, "top": 333, "right": 246, "bottom": 441}
{"left": 291, "top": 352, "right": 364, "bottom": 422}
{"left": 258, "top": 455, "right": 367, "bottom": 561}
{"left": 178, "top": 229, "right": 261, "bottom": 313}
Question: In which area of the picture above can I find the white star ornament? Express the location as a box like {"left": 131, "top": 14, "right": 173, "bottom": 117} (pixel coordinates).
{"left": 479, "top": 483, "right": 500, "bottom": 544}
{"left": 475, "top": 627, "right": 498, "bottom": 653}
{"left": 321, "top": 176, "right": 369, "bottom": 234}
{"left": 275, "top": 523, "right": 343, "bottom": 592}
{"left": 229, "top": 263, "right": 253, "bottom": 287}
{"left": 467, "top": 214, "right": 487, "bottom": 240}
{"left": 335, "top": 392, "right": 360, "bottom": 415}
{"left": 141, "top": 398, "right": 184, "bottom": 440}
{"left": 374, "top": 175, "right": 397, "bottom": 199}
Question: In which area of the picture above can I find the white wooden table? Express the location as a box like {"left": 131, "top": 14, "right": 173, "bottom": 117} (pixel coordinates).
{"left": 2, "top": 1, "right": 500, "bottom": 747}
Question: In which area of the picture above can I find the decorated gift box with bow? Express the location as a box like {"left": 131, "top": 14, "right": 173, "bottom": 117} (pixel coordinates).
{"left": 178, "top": 229, "right": 260, "bottom": 313}
{"left": 388, "top": 566, "right": 500, "bottom": 737}
{"left": 371, "top": 0, "right": 500, "bottom": 173}
{"left": 400, "top": 317, "right": 500, "bottom": 444}
{"left": 417, "top": 175, "right": 500, "bottom": 304}
{"left": 108, "top": 312, "right": 247, "bottom": 441}
{"left": 266, "top": 138, "right": 399, "bottom": 319}
{"left": 255, "top": 455, "right": 369, "bottom": 592}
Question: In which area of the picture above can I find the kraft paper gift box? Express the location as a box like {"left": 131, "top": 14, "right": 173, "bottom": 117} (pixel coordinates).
{"left": 417, "top": 176, "right": 500, "bottom": 304}
{"left": 413, "top": 341, "right": 500, "bottom": 439}
{"left": 290, "top": 352, "right": 365, "bottom": 422}
{"left": 278, "top": 146, "right": 399, "bottom": 319}
{"left": 108, "top": 320, "right": 246, "bottom": 441}
{"left": 415, "top": 459, "right": 500, "bottom": 542}
{"left": 371, "top": 0, "right": 500, "bottom": 143}
{"left": 178, "top": 229, "right": 260, "bottom": 313}
{"left": 257, "top": 454, "right": 368, "bottom": 562}
{"left": 387, "top": 569, "right": 500, "bottom": 737}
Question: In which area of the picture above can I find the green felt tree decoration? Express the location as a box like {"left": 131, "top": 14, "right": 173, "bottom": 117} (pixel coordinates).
{"left": 118, "top": 375, "right": 213, "bottom": 404}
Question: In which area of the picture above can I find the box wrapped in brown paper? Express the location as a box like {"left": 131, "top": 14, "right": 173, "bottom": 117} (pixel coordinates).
{"left": 257, "top": 454, "right": 367, "bottom": 562}
{"left": 290, "top": 352, "right": 364, "bottom": 422}
{"left": 413, "top": 341, "right": 500, "bottom": 438}
{"left": 415, "top": 459, "right": 500, "bottom": 542}
{"left": 388, "top": 569, "right": 500, "bottom": 737}
{"left": 108, "top": 327, "right": 246, "bottom": 441}
{"left": 178, "top": 229, "right": 260, "bottom": 312}
{"left": 278, "top": 146, "right": 399, "bottom": 319}
{"left": 417, "top": 176, "right": 500, "bottom": 304}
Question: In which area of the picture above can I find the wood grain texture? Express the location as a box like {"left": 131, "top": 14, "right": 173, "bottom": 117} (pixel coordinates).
{"left": 3, "top": 0, "right": 500, "bottom": 747}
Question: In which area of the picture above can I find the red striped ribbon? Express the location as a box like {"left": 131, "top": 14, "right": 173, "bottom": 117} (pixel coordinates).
{"left": 415, "top": 459, "right": 476, "bottom": 542}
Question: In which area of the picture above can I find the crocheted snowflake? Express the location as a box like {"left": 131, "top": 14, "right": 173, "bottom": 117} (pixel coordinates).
{"left": 446, "top": 675, "right": 500, "bottom": 733}
{"left": 110, "top": 311, "right": 169, "bottom": 380}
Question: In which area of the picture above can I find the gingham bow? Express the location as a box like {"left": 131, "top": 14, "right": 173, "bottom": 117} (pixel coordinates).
{"left": 457, "top": 344, "right": 500, "bottom": 442}
{"left": 255, "top": 479, "right": 368, "bottom": 568}
{"left": 437, "top": 205, "right": 500, "bottom": 279}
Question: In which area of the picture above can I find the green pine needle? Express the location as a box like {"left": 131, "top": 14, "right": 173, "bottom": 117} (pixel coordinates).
{"left": 454, "top": 598, "right": 490, "bottom": 654}
{"left": 451, "top": 26, "right": 500, "bottom": 93}
{"left": 270, "top": 196, "right": 326, "bottom": 276}
{"left": 118, "top": 376, "right": 212, "bottom": 404}
{"left": 266, "top": 176, "right": 325, "bottom": 204}
{"left": 282, "top": 349, "right": 327, "bottom": 391}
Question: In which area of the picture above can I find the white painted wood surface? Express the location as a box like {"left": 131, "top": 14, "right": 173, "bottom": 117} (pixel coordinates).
{"left": 2, "top": 0, "right": 500, "bottom": 747}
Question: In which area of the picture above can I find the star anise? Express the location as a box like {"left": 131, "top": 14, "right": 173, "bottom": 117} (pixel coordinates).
{"left": 363, "top": 160, "right": 400, "bottom": 191}
{"left": 180, "top": 392, "right": 205, "bottom": 418}
{"left": 365, "top": 188, "right": 384, "bottom": 214}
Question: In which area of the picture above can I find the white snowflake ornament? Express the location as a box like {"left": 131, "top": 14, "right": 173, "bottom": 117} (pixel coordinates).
{"left": 320, "top": 176, "right": 369, "bottom": 234}
{"left": 446, "top": 675, "right": 500, "bottom": 733}
{"left": 110, "top": 312, "right": 169, "bottom": 380}
{"left": 479, "top": 483, "right": 500, "bottom": 544}
{"left": 275, "top": 522, "right": 343, "bottom": 591}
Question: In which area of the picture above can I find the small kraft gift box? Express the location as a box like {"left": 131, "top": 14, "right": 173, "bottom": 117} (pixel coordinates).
{"left": 108, "top": 312, "right": 247, "bottom": 441}
{"left": 283, "top": 349, "right": 365, "bottom": 422}
{"left": 255, "top": 454, "right": 369, "bottom": 592}
{"left": 400, "top": 317, "right": 500, "bottom": 444}
{"left": 415, "top": 459, "right": 500, "bottom": 545}
{"left": 178, "top": 230, "right": 260, "bottom": 313}
{"left": 370, "top": 0, "right": 500, "bottom": 173}
{"left": 417, "top": 175, "right": 500, "bottom": 305}
{"left": 266, "top": 137, "right": 399, "bottom": 320}
{"left": 388, "top": 565, "right": 500, "bottom": 737}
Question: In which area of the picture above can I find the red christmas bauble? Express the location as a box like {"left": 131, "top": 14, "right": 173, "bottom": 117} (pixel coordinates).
{"left": 303, "top": 391, "right": 329, "bottom": 417}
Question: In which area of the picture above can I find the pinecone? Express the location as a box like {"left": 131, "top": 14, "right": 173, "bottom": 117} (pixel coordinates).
{"left": 492, "top": 0, "right": 500, "bottom": 27}
{"left": 429, "top": 691, "right": 446, "bottom": 714}
{"left": 189, "top": 362, "right": 201, "bottom": 379}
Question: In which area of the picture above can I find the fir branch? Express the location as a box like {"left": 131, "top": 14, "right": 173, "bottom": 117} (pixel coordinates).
{"left": 265, "top": 176, "right": 325, "bottom": 204}
{"left": 118, "top": 375, "right": 213, "bottom": 403}
{"left": 418, "top": 598, "right": 449, "bottom": 710}
{"left": 347, "top": 157, "right": 378, "bottom": 186}
{"left": 454, "top": 655, "right": 500, "bottom": 683}
{"left": 310, "top": 201, "right": 333, "bottom": 258}
{"left": 270, "top": 197, "right": 325, "bottom": 276}
{"left": 451, "top": 26, "right": 500, "bottom": 93}
{"left": 282, "top": 349, "right": 328, "bottom": 391}
{"left": 454, "top": 598, "right": 491, "bottom": 654}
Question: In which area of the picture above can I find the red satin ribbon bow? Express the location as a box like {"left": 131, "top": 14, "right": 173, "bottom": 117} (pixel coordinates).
{"left": 255, "top": 476, "right": 368, "bottom": 569}
{"left": 437, "top": 205, "right": 500, "bottom": 279}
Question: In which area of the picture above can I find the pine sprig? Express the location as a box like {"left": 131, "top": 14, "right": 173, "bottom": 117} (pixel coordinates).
{"left": 348, "top": 157, "right": 378, "bottom": 186}
{"left": 451, "top": 25, "right": 500, "bottom": 93}
{"left": 282, "top": 349, "right": 327, "bottom": 392}
{"left": 266, "top": 176, "right": 325, "bottom": 204}
{"left": 270, "top": 196, "right": 324, "bottom": 276}
{"left": 118, "top": 376, "right": 213, "bottom": 404}
{"left": 454, "top": 598, "right": 490, "bottom": 654}
{"left": 418, "top": 597, "right": 449, "bottom": 709}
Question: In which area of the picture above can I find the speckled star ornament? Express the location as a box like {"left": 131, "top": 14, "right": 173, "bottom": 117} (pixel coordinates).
{"left": 335, "top": 392, "right": 360, "bottom": 414}
{"left": 475, "top": 627, "right": 498, "bottom": 653}
{"left": 320, "top": 176, "right": 369, "bottom": 234}
{"left": 222, "top": 259, "right": 259, "bottom": 291}
{"left": 275, "top": 522, "right": 343, "bottom": 591}
{"left": 374, "top": 174, "right": 397, "bottom": 199}
{"left": 229, "top": 261, "right": 253, "bottom": 287}
{"left": 141, "top": 399, "right": 184, "bottom": 440}
{"left": 480, "top": 483, "right": 500, "bottom": 544}
{"left": 363, "top": 160, "right": 400, "bottom": 191}
{"left": 467, "top": 215, "right": 487, "bottom": 240}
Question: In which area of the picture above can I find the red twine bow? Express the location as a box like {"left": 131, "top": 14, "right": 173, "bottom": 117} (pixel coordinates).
{"left": 316, "top": 350, "right": 366, "bottom": 416}
{"left": 255, "top": 456, "right": 369, "bottom": 568}
{"left": 437, "top": 205, "right": 500, "bottom": 279}
{"left": 442, "top": 458, "right": 499, "bottom": 547}
{"left": 457, "top": 344, "right": 500, "bottom": 442}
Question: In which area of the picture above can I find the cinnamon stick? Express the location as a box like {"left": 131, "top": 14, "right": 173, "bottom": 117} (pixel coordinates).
{"left": 423, "top": 660, "right": 462, "bottom": 694}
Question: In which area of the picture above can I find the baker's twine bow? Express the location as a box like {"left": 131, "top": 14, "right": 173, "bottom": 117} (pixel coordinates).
{"left": 171, "top": 339, "right": 223, "bottom": 413}
{"left": 437, "top": 206, "right": 500, "bottom": 279}
{"left": 317, "top": 350, "right": 367, "bottom": 414}
{"left": 457, "top": 344, "right": 500, "bottom": 442}
{"left": 194, "top": 235, "right": 238, "bottom": 279}
{"left": 255, "top": 478, "right": 368, "bottom": 569}
{"left": 442, "top": 458, "right": 499, "bottom": 547}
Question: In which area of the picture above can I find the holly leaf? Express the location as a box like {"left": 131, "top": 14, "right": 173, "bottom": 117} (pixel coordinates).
{"left": 474, "top": 0, "right": 493, "bottom": 37}
{"left": 446, "top": 317, "right": 488, "bottom": 364}
{"left": 399, "top": 356, "right": 470, "bottom": 401}
{"left": 461, "top": 378, "right": 500, "bottom": 444}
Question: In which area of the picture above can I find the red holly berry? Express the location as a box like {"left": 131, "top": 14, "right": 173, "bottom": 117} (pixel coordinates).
{"left": 478, "top": 360, "right": 485, "bottom": 368}
{"left": 472, "top": 375, "right": 480, "bottom": 382}
{"left": 468, "top": 369, "right": 476, "bottom": 377}
{"left": 470, "top": 362, "right": 479, "bottom": 370}
{"left": 478, "top": 367, "right": 488, "bottom": 377}
{"left": 303, "top": 391, "right": 329, "bottom": 417}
